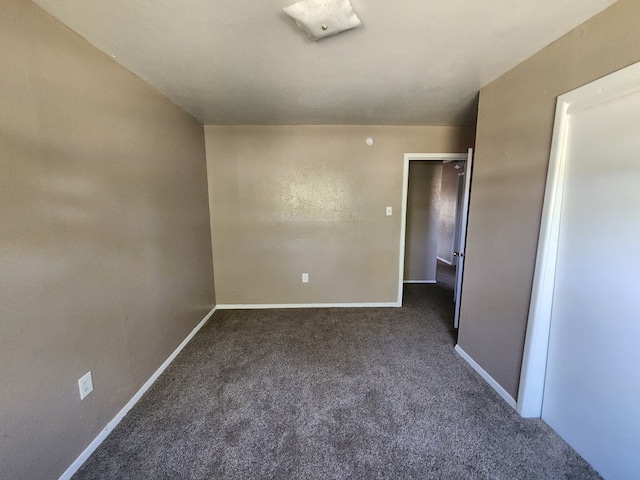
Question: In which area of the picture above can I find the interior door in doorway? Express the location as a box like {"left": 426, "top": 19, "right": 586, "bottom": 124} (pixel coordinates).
{"left": 451, "top": 166, "right": 465, "bottom": 299}
{"left": 453, "top": 148, "right": 473, "bottom": 329}
{"left": 541, "top": 67, "right": 640, "bottom": 480}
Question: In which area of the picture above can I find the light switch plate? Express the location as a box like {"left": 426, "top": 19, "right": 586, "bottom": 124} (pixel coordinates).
{"left": 386, "top": 206, "right": 393, "bottom": 216}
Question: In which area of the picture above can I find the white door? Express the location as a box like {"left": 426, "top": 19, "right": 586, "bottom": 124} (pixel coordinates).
{"left": 540, "top": 66, "right": 640, "bottom": 479}
{"left": 452, "top": 171, "right": 466, "bottom": 269}
{"left": 453, "top": 148, "right": 473, "bottom": 328}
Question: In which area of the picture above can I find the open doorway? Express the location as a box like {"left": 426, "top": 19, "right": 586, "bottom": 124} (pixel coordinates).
{"left": 398, "top": 150, "right": 473, "bottom": 328}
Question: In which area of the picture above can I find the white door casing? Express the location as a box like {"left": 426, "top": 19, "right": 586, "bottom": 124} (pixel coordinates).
{"left": 517, "top": 61, "right": 640, "bottom": 480}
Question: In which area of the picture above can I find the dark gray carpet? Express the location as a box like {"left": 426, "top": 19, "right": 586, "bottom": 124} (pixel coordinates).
{"left": 74, "top": 284, "right": 600, "bottom": 479}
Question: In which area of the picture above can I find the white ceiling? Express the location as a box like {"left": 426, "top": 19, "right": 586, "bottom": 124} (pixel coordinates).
{"left": 32, "top": 0, "right": 617, "bottom": 126}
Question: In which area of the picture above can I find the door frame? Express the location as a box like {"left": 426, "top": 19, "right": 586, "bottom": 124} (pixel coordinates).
{"left": 517, "top": 60, "right": 640, "bottom": 417}
{"left": 397, "top": 152, "right": 468, "bottom": 305}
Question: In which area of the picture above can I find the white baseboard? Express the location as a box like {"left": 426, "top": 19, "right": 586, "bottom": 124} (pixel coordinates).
{"left": 216, "top": 302, "right": 400, "bottom": 309}
{"left": 437, "top": 257, "right": 453, "bottom": 265}
{"left": 59, "top": 306, "right": 218, "bottom": 480}
{"left": 454, "top": 344, "right": 517, "bottom": 410}
{"left": 403, "top": 280, "right": 437, "bottom": 284}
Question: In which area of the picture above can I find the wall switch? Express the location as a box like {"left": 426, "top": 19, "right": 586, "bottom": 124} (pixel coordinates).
{"left": 386, "top": 206, "right": 393, "bottom": 216}
{"left": 302, "top": 273, "right": 309, "bottom": 283}
{"left": 78, "top": 371, "right": 93, "bottom": 400}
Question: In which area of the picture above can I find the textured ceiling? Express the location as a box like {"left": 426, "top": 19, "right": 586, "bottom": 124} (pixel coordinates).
{"left": 32, "top": 0, "right": 617, "bottom": 125}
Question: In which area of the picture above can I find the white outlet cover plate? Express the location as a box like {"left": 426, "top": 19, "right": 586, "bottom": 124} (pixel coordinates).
{"left": 302, "top": 273, "right": 309, "bottom": 283}
{"left": 79, "top": 371, "right": 93, "bottom": 400}
{"left": 386, "top": 206, "right": 393, "bottom": 216}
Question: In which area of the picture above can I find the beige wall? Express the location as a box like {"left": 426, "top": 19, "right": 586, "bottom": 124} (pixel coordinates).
{"left": 458, "top": 0, "right": 640, "bottom": 399}
{"left": 205, "top": 125, "right": 474, "bottom": 305}
{"left": 437, "top": 162, "right": 461, "bottom": 265}
{"left": 404, "top": 162, "right": 442, "bottom": 282}
{"left": 0, "top": 1, "right": 215, "bottom": 478}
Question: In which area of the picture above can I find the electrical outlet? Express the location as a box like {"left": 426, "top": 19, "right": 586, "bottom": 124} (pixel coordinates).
{"left": 386, "top": 206, "right": 393, "bottom": 216}
{"left": 302, "top": 273, "right": 309, "bottom": 283}
{"left": 78, "top": 371, "right": 93, "bottom": 400}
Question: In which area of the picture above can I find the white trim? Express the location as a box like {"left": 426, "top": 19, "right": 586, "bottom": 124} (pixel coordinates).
{"left": 403, "top": 153, "right": 469, "bottom": 162}
{"left": 403, "top": 280, "right": 436, "bottom": 284}
{"left": 398, "top": 153, "right": 468, "bottom": 305}
{"left": 216, "top": 302, "right": 400, "bottom": 309}
{"left": 59, "top": 306, "right": 218, "bottom": 480}
{"left": 517, "top": 60, "right": 640, "bottom": 418}
{"left": 436, "top": 256, "right": 452, "bottom": 266}
{"left": 516, "top": 97, "right": 569, "bottom": 418}
{"left": 455, "top": 344, "right": 517, "bottom": 409}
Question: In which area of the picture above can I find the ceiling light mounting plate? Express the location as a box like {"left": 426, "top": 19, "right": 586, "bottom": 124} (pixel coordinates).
{"left": 283, "top": 0, "right": 362, "bottom": 41}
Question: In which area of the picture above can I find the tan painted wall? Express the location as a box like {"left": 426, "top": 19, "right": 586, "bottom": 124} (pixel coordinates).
{"left": 0, "top": 1, "right": 215, "bottom": 478}
{"left": 437, "top": 162, "right": 461, "bottom": 265}
{"left": 457, "top": 0, "right": 640, "bottom": 399}
{"left": 205, "top": 125, "right": 474, "bottom": 305}
{"left": 404, "top": 162, "right": 442, "bottom": 282}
